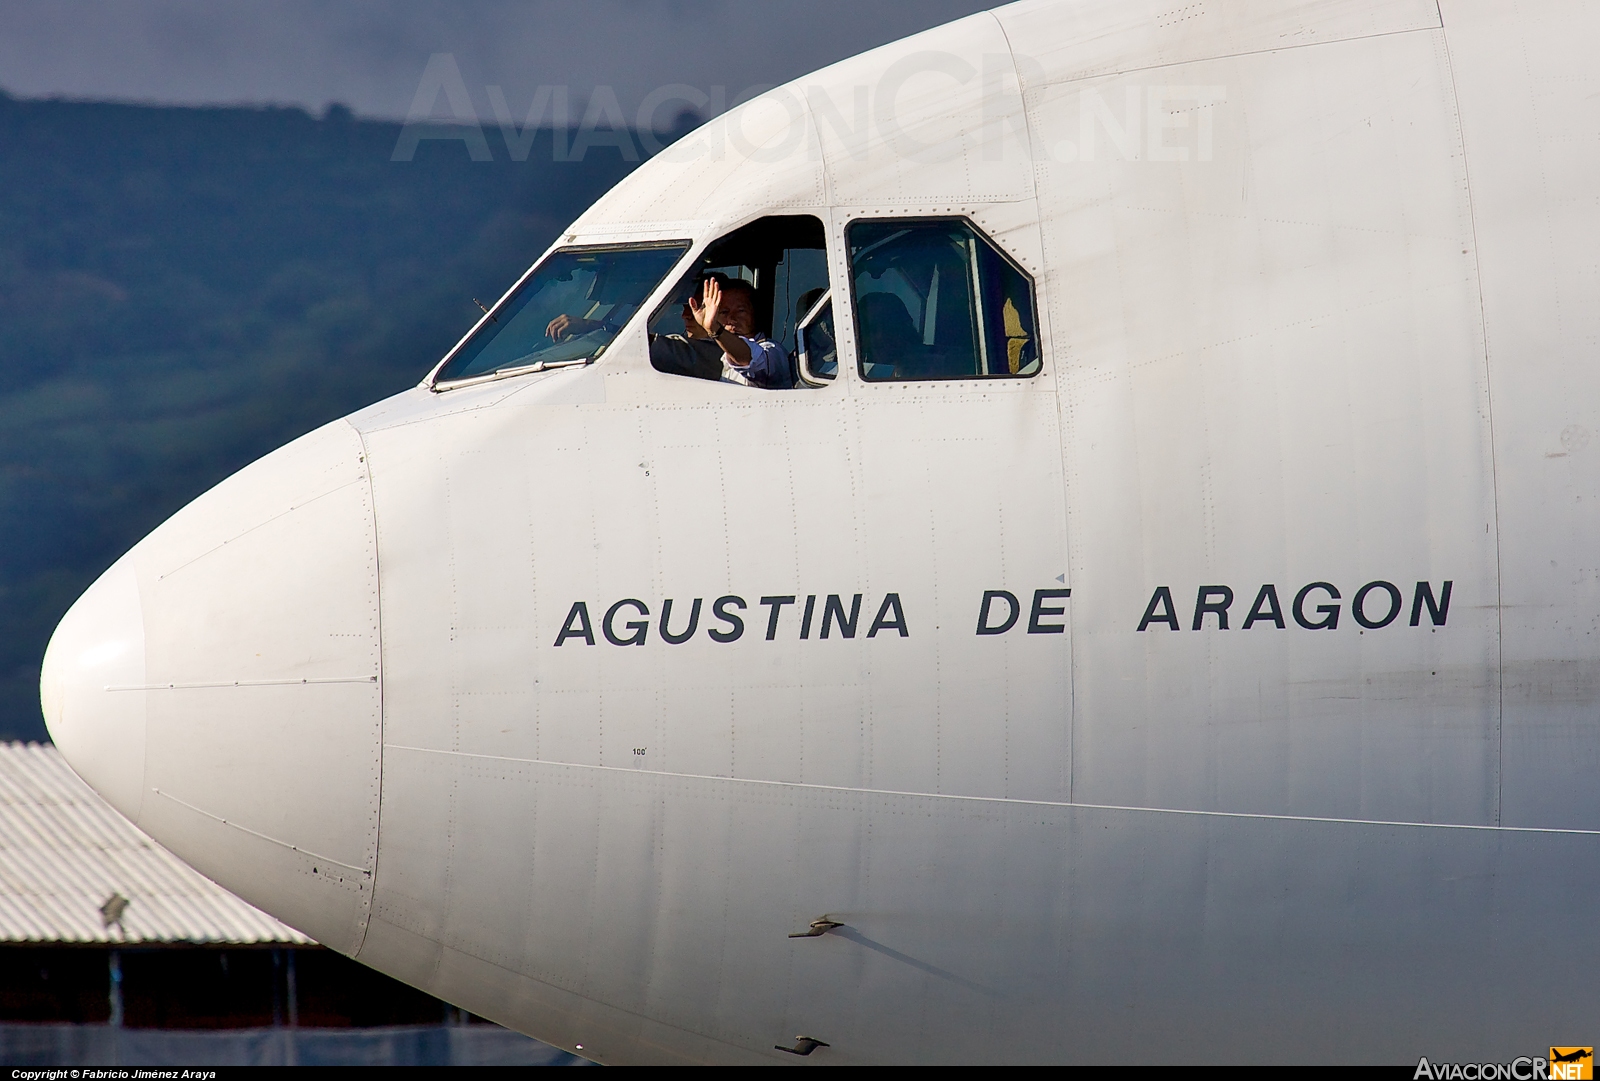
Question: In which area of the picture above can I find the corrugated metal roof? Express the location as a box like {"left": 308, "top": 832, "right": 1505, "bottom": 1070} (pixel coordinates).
{"left": 0, "top": 742, "right": 312, "bottom": 945}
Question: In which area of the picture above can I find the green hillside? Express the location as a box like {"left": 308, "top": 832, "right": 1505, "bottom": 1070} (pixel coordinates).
{"left": 0, "top": 93, "right": 649, "bottom": 739}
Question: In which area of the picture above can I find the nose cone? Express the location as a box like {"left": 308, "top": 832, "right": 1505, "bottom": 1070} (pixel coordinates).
{"left": 42, "top": 418, "right": 384, "bottom": 953}
{"left": 41, "top": 557, "right": 148, "bottom": 822}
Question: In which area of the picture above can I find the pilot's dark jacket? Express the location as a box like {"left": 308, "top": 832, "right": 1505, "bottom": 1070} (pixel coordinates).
{"left": 650, "top": 332, "right": 789, "bottom": 388}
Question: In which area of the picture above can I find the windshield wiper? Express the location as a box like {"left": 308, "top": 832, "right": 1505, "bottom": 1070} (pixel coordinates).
{"left": 525, "top": 357, "right": 591, "bottom": 372}
{"left": 431, "top": 355, "right": 593, "bottom": 392}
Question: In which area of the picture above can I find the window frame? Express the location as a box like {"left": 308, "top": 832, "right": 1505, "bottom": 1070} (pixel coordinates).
{"left": 795, "top": 289, "right": 837, "bottom": 386}
{"left": 427, "top": 239, "right": 692, "bottom": 392}
{"left": 844, "top": 215, "right": 1043, "bottom": 384}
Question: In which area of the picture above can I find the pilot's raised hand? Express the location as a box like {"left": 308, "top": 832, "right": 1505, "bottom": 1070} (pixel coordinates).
{"left": 688, "top": 277, "right": 753, "bottom": 366}
{"left": 546, "top": 314, "right": 601, "bottom": 341}
{"left": 689, "top": 277, "right": 724, "bottom": 336}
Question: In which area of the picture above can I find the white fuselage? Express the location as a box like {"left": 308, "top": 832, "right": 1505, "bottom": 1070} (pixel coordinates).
{"left": 40, "top": 0, "right": 1600, "bottom": 1064}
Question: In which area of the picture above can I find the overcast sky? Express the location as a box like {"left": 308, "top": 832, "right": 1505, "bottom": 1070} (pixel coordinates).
{"left": 0, "top": 1, "right": 998, "bottom": 122}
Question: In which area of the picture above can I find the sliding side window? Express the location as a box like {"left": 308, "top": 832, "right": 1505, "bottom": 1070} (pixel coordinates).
{"left": 847, "top": 218, "right": 1039, "bottom": 382}
{"left": 648, "top": 215, "right": 829, "bottom": 389}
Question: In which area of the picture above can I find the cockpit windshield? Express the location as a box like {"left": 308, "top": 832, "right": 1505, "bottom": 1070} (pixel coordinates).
{"left": 433, "top": 242, "right": 688, "bottom": 385}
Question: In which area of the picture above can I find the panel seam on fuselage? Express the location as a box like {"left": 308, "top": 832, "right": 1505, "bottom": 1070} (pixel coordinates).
{"left": 1435, "top": 7, "right": 1505, "bottom": 829}
{"left": 383, "top": 743, "right": 1595, "bottom": 837}
{"left": 106, "top": 676, "right": 375, "bottom": 691}
{"left": 351, "top": 420, "right": 386, "bottom": 956}
{"left": 151, "top": 787, "right": 373, "bottom": 874}
{"left": 151, "top": 476, "right": 363, "bottom": 584}
{"left": 990, "top": 7, "right": 1075, "bottom": 804}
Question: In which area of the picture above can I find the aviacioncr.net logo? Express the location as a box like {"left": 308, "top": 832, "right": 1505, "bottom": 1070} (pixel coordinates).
{"left": 1414, "top": 1049, "right": 1592, "bottom": 1080}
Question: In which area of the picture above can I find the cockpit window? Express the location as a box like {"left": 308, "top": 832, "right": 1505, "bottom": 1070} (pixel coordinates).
{"left": 847, "top": 219, "right": 1040, "bottom": 381}
{"left": 433, "top": 242, "right": 688, "bottom": 385}
{"left": 646, "top": 215, "right": 829, "bottom": 390}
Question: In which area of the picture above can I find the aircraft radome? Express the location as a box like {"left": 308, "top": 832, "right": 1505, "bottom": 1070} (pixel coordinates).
{"left": 38, "top": 0, "right": 1600, "bottom": 1065}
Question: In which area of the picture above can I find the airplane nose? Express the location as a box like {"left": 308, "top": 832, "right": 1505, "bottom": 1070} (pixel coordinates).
{"left": 41, "top": 419, "right": 383, "bottom": 952}
{"left": 40, "top": 555, "right": 149, "bottom": 822}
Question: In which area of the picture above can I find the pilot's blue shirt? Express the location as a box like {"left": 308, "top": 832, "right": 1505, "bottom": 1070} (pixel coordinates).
{"left": 726, "top": 334, "right": 788, "bottom": 389}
